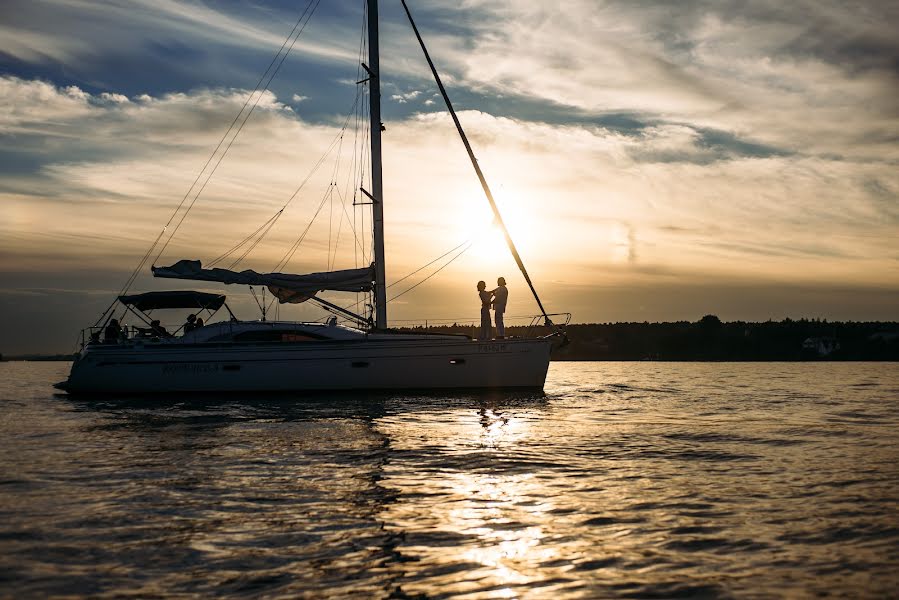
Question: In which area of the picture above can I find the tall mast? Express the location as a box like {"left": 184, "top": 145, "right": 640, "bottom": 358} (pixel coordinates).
{"left": 367, "top": 0, "right": 387, "bottom": 329}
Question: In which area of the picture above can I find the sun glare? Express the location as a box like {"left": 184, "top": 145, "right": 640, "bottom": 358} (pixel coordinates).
{"left": 460, "top": 194, "right": 540, "bottom": 273}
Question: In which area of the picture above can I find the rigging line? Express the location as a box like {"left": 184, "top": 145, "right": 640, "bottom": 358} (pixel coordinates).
{"left": 95, "top": 220, "right": 170, "bottom": 326}
{"left": 114, "top": 211, "right": 175, "bottom": 302}
{"left": 400, "top": 0, "right": 553, "bottom": 324}
{"left": 152, "top": 0, "right": 322, "bottom": 267}
{"left": 248, "top": 286, "right": 265, "bottom": 315}
{"left": 273, "top": 184, "right": 332, "bottom": 272}
{"left": 326, "top": 131, "right": 347, "bottom": 270}
{"left": 247, "top": 89, "right": 359, "bottom": 269}
{"left": 337, "top": 237, "right": 473, "bottom": 315}
{"left": 388, "top": 241, "right": 473, "bottom": 303}
{"left": 330, "top": 188, "right": 344, "bottom": 270}
{"left": 153, "top": 0, "right": 319, "bottom": 270}
{"left": 388, "top": 238, "right": 471, "bottom": 290}
{"left": 265, "top": 86, "right": 364, "bottom": 273}
{"left": 208, "top": 210, "right": 282, "bottom": 268}
{"left": 349, "top": 102, "right": 360, "bottom": 271}
{"left": 158, "top": 0, "right": 322, "bottom": 264}
{"left": 226, "top": 208, "right": 283, "bottom": 270}
{"left": 214, "top": 89, "right": 362, "bottom": 271}
{"left": 356, "top": 69, "right": 371, "bottom": 266}
{"left": 110, "top": 1, "right": 318, "bottom": 302}
{"left": 333, "top": 183, "right": 365, "bottom": 257}
{"left": 329, "top": 167, "right": 364, "bottom": 270}
{"left": 347, "top": 105, "right": 361, "bottom": 270}
{"left": 361, "top": 106, "right": 370, "bottom": 265}
{"left": 269, "top": 156, "right": 342, "bottom": 272}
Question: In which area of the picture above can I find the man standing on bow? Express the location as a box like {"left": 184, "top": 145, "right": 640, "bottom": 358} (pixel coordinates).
{"left": 492, "top": 277, "right": 508, "bottom": 339}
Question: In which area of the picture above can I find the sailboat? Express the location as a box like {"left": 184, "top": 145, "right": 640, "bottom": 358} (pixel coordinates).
{"left": 55, "top": 0, "right": 567, "bottom": 394}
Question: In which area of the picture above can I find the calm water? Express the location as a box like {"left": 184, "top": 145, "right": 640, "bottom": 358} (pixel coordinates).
{"left": 1, "top": 362, "right": 897, "bottom": 598}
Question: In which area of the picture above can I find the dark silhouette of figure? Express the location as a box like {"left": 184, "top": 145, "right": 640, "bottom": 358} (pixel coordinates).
{"left": 492, "top": 277, "right": 508, "bottom": 339}
{"left": 195, "top": 317, "right": 204, "bottom": 328}
{"left": 104, "top": 318, "right": 122, "bottom": 343}
{"left": 150, "top": 320, "right": 169, "bottom": 338}
{"left": 477, "top": 280, "right": 492, "bottom": 341}
{"left": 183, "top": 314, "right": 197, "bottom": 334}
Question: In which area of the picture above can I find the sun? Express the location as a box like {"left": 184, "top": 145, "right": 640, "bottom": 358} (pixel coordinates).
{"left": 456, "top": 191, "right": 540, "bottom": 274}
{"left": 471, "top": 205, "right": 539, "bottom": 264}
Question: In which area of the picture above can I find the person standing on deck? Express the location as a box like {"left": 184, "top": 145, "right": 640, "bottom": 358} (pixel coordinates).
{"left": 492, "top": 277, "right": 508, "bottom": 339}
{"left": 477, "top": 281, "right": 492, "bottom": 341}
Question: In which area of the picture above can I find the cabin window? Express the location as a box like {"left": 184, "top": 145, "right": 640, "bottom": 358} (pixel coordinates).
{"left": 232, "top": 330, "right": 324, "bottom": 342}
{"left": 282, "top": 333, "right": 320, "bottom": 342}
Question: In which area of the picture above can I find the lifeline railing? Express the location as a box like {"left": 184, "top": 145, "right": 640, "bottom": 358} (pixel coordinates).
{"left": 387, "top": 313, "right": 571, "bottom": 339}
{"left": 79, "top": 324, "right": 177, "bottom": 349}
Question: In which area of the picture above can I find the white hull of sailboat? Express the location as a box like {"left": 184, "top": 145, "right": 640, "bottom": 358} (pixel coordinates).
{"left": 59, "top": 337, "right": 552, "bottom": 393}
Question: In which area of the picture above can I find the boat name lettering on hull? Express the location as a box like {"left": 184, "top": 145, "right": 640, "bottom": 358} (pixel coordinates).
{"left": 162, "top": 363, "right": 220, "bottom": 374}
{"left": 478, "top": 343, "right": 507, "bottom": 353}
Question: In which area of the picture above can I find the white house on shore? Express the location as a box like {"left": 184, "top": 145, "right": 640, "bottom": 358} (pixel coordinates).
{"left": 803, "top": 337, "right": 840, "bottom": 357}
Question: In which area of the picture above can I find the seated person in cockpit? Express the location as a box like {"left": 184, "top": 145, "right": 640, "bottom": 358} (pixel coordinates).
{"left": 150, "top": 320, "right": 169, "bottom": 338}
{"left": 104, "top": 318, "right": 122, "bottom": 343}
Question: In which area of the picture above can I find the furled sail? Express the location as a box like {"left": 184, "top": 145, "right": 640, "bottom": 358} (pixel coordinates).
{"left": 152, "top": 260, "right": 374, "bottom": 304}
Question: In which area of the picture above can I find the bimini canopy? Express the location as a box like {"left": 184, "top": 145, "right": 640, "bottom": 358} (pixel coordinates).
{"left": 152, "top": 260, "right": 374, "bottom": 304}
{"left": 118, "top": 290, "right": 227, "bottom": 311}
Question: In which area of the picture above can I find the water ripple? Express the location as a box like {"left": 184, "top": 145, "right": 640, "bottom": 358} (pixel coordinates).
{"left": 1, "top": 361, "right": 898, "bottom": 597}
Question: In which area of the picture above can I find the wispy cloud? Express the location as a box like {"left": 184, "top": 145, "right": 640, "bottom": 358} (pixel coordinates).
{"left": 391, "top": 89, "right": 422, "bottom": 104}
{"left": 396, "top": 0, "right": 899, "bottom": 162}
{"left": 1, "top": 0, "right": 359, "bottom": 66}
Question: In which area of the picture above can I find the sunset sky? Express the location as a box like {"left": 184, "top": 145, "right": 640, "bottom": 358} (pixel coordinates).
{"left": 1, "top": 0, "right": 898, "bottom": 353}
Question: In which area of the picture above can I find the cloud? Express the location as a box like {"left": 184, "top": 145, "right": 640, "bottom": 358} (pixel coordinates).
{"left": 394, "top": 0, "right": 899, "bottom": 162}
{"left": 0, "top": 0, "right": 358, "bottom": 67}
{"left": 0, "top": 23, "right": 93, "bottom": 63}
{"left": 390, "top": 90, "right": 422, "bottom": 104}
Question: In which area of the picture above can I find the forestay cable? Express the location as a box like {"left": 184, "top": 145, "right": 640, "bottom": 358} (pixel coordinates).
{"left": 400, "top": 0, "right": 553, "bottom": 325}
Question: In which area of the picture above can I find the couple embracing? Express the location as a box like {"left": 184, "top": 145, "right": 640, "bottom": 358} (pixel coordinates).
{"left": 477, "top": 277, "right": 508, "bottom": 341}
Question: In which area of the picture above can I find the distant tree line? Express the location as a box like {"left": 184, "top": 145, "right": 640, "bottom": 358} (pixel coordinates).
{"left": 4, "top": 317, "right": 896, "bottom": 361}
{"left": 401, "top": 316, "right": 899, "bottom": 361}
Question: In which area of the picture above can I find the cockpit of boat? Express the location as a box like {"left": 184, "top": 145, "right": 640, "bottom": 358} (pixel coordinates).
{"left": 81, "top": 290, "right": 380, "bottom": 347}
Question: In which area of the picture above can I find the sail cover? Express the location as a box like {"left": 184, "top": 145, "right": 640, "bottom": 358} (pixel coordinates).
{"left": 152, "top": 260, "right": 374, "bottom": 304}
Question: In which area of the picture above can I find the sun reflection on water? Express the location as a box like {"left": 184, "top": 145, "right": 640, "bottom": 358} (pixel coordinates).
{"left": 374, "top": 403, "right": 585, "bottom": 596}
